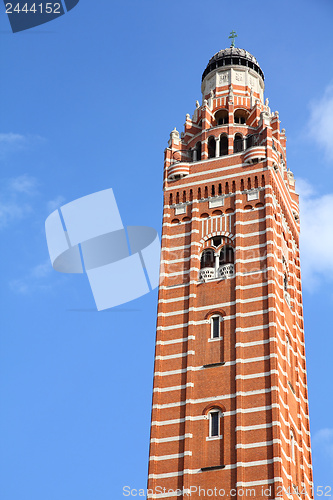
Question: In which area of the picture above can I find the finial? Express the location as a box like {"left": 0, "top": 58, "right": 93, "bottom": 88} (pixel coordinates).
{"left": 229, "top": 30, "right": 238, "bottom": 48}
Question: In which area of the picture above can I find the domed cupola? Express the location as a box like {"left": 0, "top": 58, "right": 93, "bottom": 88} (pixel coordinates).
{"left": 202, "top": 47, "right": 264, "bottom": 82}
{"left": 201, "top": 35, "right": 265, "bottom": 103}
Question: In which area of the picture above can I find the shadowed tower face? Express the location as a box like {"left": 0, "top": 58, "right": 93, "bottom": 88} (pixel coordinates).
{"left": 147, "top": 43, "right": 313, "bottom": 499}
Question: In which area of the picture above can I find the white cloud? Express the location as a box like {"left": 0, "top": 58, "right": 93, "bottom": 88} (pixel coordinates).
{"left": 8, "top": 174, "right": 38, "bottom": 195}
{"left": 0, "top": 133, "right": 27, "bottom": 145}
{"left": 298, "top": 179, "right": 333, "bottom": 290}
{"left": 308, "top": 84, "right": 333, "bottom": 161}
{"left": 0, "top": 174, "right": 38, "bottom": 228}
{"left": 0, "top": 199, "right": 32, "bottom": 228}
{"left": 9, "top": 259, "right": 53, "bottom": 295}
{"left": 0, "top": 132, "right": 45, "bottom": 158}
{"left": 47, "top": 195, "right": 65, "bottom": 213}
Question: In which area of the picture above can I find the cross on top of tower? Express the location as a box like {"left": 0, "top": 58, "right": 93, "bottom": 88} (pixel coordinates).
{"left": 228, "top": 30, "right": 238, "bottom": 47}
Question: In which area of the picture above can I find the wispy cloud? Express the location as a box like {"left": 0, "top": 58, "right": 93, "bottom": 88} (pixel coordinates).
{"left": 0, "top": 174, "right": 38, "bottom": 228}
{"left": 0, "top": 132, "right": 45, "bottom": 160}
{"left": 0, "top": 133, "right": 27, "bottom": 145}
{"left": 308, "top": 84, "right": 333, "bottom": 162}
{"left": 8, "top": 174, "right": 39, "bottom": 195}
{"left": 9, "top": 259, "right": 53, "bottom": 295}
{"left": 298, "top": 179, "right": 333, "bottom": 289}
{"left": 47, "top": 195, "right": 65, "bottom": 213}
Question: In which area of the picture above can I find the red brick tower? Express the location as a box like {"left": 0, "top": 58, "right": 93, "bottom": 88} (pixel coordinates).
{"left": 147, "top": 43, "right": 313, "bottom": 499}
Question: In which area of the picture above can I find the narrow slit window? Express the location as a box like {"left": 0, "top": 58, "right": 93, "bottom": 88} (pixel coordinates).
{"left": 209, "top": 411, "right": 219, "bottom": 437}
{"left": 212, "top": 317, "right": 220, "bottom": 338}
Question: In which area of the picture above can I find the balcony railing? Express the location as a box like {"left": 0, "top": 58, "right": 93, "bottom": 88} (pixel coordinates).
{"left": 199, "top": 267, "right": 215, "bottom": 280}
{"left": 199, "top": 264, "right": 234, "bottom": 281}
{"left": 217, "top": 263, "right": 235, "bottom": 278}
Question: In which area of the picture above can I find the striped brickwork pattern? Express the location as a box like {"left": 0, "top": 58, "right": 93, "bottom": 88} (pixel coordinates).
{"left": 147, "top": 57, "right": 313, "bottom": 499}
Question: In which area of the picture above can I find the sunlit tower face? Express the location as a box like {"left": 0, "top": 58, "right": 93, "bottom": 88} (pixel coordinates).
{"left": 148, "top": 38, "right": 313, "bottom": 499}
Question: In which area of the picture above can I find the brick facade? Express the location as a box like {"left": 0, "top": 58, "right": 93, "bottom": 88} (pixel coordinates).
{"left": 147, "top": 47, "right": 313, "bottom": 500}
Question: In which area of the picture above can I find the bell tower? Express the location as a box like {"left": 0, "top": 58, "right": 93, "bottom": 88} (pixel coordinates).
{"left": 147, "top": 40, "right": 313, "bottom": 499}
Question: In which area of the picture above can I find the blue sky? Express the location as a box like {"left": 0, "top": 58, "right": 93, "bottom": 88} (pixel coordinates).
{"left": 0, "top": 0, "right": 333, "bottom": 498}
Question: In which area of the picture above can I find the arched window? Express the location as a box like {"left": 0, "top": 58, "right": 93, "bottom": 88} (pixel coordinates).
{"left": 219, "top": 246, "right": 234, "bottom": 265}
{"left": 208, "top": 136, "right": 216, "bottom": 159}
{"left": 218, "top": 245, "right": 234, "bottom": 279}
{"left": 246, "top": 134, "right": 254, "bottom": 149}
{"left": 200, "top": 249, "right": 215, "bottom": 269}
{"left": 210, "top": 315, "right": 223, "bottom": 339}
{"left": 234, "top": 108, "right": 249, "bottom": 124}
{"left": 193, "top": 141, "right": 201, "bottom": 161}
{"left": 209, "top": 409, "right": 222, "bottom": 437}
{"left": 215, "top": 109, "right": 229, "bottom": 125}
{"left": 220, "top": 135, "right": 228, "bottom": 156}
{"left": 234, "top": 134, "right": 244, "bottom": 153}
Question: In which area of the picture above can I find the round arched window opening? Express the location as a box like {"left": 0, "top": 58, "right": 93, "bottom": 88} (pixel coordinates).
{"left": 234, "top": 108, "right": 249, "bottom": 124}
{"left": 208, "top": 136, "right": 216, "bottom": 159}
{"left": 220, "top": 135, "right": 228, "bottom": 156}
{"left": 219, "top": 246, "right": 234, "bottom": 266}
{"left": 234, "top": 134, "right": 244, "bottom": 153}
{"left": 215, "top": 109, "right": 229, "bottom": 126}
{"left": 200, "top": 249, "right": 215, "bottom": 269}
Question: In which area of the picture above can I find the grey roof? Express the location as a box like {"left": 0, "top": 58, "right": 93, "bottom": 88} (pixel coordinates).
{"left": 202, "top": 47, "right": 264, "bottom": 82}
{"left": 207, "top": 47, "right": 260, "bottom": 67}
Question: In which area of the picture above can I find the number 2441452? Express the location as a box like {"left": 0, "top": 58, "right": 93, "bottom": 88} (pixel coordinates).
{"left": 6, "top": 3, "right": 62, "bottom": 14}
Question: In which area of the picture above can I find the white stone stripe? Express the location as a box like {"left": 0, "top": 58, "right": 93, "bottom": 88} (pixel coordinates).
{"left": 156, "top": 336, "right": 195, "bottom": 346}
{"left": 236, "top": 337, "right": 274, "bottom": 347}
{"left": 163, "top": 242, "right": 201, "bottom": 252}
{"left": 151, "top": 404, "right": 279, "bottom": 426}
{"left": 235, "top": 215, "right": 271, "bottom": 226}
{"left": 236, "top": 421, "right": 280, "bottom": 431}
{"left": 155, "top": 351, "right": 195, "bottom": 361}
{"left": 159, "top": 267, "right": 197, "bottom": 278}
{"left": 154, "top": 354, "right": 278, "bottom": 377}
{"left": 156, "top": 308, "right": 275, "bottom": 330}
{"left": 279, "top": 403, "right": 309, "bottom": 437}
{"left": 163, "top": 204, "right": 276, "bottom": 228}
{"left": 160, "top": 256, "right": 194, "bottom": 264}
{"left": 235, "top": 370, "right": 279, "bottom": 380}
{"left": 162, "top": 237, "right": 273, "bottom": 254}
{"left": 162, "top": 229, "right": 199, "bottom": 239}
{"left": 150, "top": 433, "right": 192, "bottom": 443}
{"left": 149, "top": 451, "right": 192, "bottom": 461}
{"left": 236, "top": 439, "right": 281, "bottom": 449}
{"left": 235, "top": 254, "right": 268, "bottom": 263}
{"left": 152, "top": 387, "right": 279, "bottom": 410}
{"left": 153, "top": 383, "right": 194, "bottom": 393}
{"left": 148, "top": 461, "right": 282, "bottom": 482}
{"left": 157, "top": 294, "right": 275, "bottom": 317}
{"left": 165, "top": 165, "right": 265, "bottom": 190}
{"left": 236, "top": 478, "right": 281, "bottom": 487}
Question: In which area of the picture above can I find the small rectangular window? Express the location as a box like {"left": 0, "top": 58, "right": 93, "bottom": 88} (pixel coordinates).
{"left": 212, "top": 317, "right": 220, "bottom": 338}
{"left": 210, "top": 411, "right": 219, "bottom": 437}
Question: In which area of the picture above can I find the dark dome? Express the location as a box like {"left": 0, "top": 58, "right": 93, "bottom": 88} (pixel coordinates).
{"left": 202, "top": 47, "right": 264, "bottom": 82}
